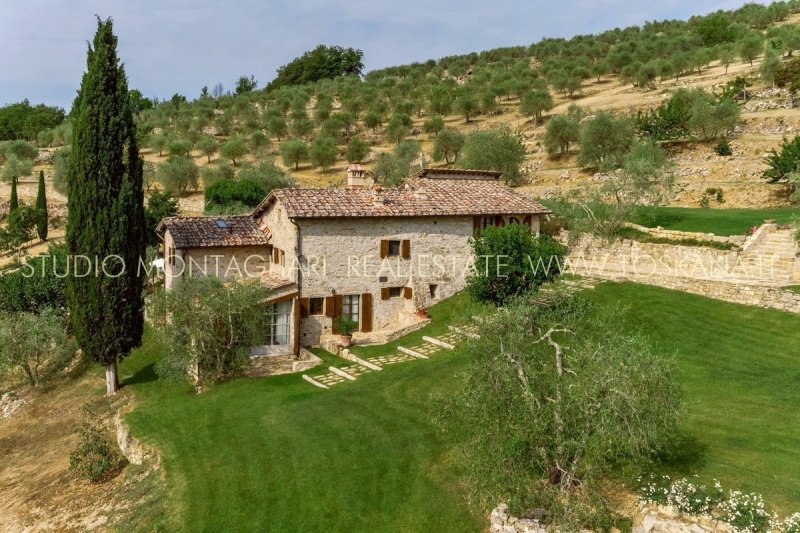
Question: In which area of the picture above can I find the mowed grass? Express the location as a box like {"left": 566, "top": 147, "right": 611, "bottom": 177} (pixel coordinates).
{"left": 631, "top": 206, "right": 798, "bottom": 235}
{"left": 119, "top": 284, "right": 800, "bottom": 530}
{"left": 119, "top": 294, "right": 482, "bottom": 533}
{"left": 588, "top": 282, "right": 800, "bottom": 512}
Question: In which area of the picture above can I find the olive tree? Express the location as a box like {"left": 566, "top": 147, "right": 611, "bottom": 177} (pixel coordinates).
{"left": 197, "top": 136, "right": 218, "bottom": 163}
{"left": 432, "top": 128, "right": 466, "bottom": 164}
{"left": 345, "top": 136, "right": 370, "bottom": 163}
{"left": 543, "top": 113, "right": 580, "bottom": 157}
{"left": 438, "top": 294, "right": 679, "bottom": 528}
{"left": 0, "top": 309, "right": 75, "bottom": 387}
{"left": 519, "top": 89, "right": 554, "bottom": 126}
{"left": 459, "top": 127, "right": 528, "bottom": 185}
{"left": 577, "top": 111, "right": 635, "bottom": 170}
{"left": 279, "top": 138, "right": 308, "bottom": 170}
{"left": 148, "top": 277, "right": 272, "bottom": 391}
{"left": 220, "top": 137, "right": 248, "bottom": 166}
{"left": 309, "top": 136, "right": 337, "bottom": 171}
{"left": 157, "top": 156, "right": 199, "bottom": 195}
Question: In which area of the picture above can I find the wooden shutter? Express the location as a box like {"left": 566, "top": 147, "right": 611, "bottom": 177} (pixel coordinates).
{"left": 361, "top": 293, "right": 373, "bottom": 333}
{"left": 381, "top": 287, "right": 390, "bottom": 300}
{"left": 299, "top": 298, "right": 310, "bottom": 318}
{"left": 272, "top": 247, "right": 280, "bottom": 263}
{"left": 379, "top": 239, "right": 389, "bottom": 258}
{"left": 324, "top": 296, "right": 335, "bottom": 317}
{"left": 403, "top": 287, "right": 413, "bottom": 300}
{"left": 494, "top": 215, "right": 505, "bottom": 227}
{"left": 331, "top": 295, "right": 344, "bottom": 334}
{"left": 473, "top": 217, "right": 481, "bottom": 237}
{"left": 401, "top": 239, "right": 410, "bottom": 259}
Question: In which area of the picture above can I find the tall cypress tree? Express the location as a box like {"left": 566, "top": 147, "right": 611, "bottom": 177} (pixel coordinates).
{"left": 9, "top": 174, "right": 18, "bottom": 212}
{"left": 35, "top": 170, "right": 48, "bottom": 241}
{"left": 67, "top": 18, "right": 146, "bottom": 395}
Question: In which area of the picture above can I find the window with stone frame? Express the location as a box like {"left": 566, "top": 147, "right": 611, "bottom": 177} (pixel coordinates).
{"left": 309, "top": 297, "right": 324, "bottom": 316}
{"left": 387, "top": 240, "right": 402, "bottom": 257}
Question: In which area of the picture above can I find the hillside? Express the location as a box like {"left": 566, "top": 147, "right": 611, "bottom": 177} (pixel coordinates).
{"left": 3, "top": 2, "right": 800, "bottom": 222}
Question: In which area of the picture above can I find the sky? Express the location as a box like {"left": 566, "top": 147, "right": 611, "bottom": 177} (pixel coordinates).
{"left": 0, "top": 0, "right": 749, "bottom": 110}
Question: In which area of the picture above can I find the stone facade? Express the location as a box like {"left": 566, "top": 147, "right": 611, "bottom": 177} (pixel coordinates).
{"left": 292, "top": 215, "right": 476, "bottom": 344}
{"left": 161, "top": 172, "right": 548, "bottom": 355}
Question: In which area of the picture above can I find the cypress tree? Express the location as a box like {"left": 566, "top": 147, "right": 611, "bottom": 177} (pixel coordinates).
{"left": 35, "top": 170, "right": 48, "bottom": 241}
{"left": 66, "top": 18, "right": 146, "bottom": 395}
{"left": 9, "top": 174, "right": 18, "bottom": 212}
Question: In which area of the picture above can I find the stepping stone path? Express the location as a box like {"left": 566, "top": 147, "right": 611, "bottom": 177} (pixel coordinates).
{"left": 302, "top": 277, "right": 602, "bottom": 389}
{"left": 302, "top": 331, "right": 469, "bottom": 389}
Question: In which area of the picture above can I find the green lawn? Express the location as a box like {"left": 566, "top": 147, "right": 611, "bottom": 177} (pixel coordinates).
{"left": 119, "top": 284, "right": 800, "bottom": 530}
{"left": 631, "top": 206, "right": 798, "bottom": 235}
{"left": 119, "top": 294, "right": 482, "bottom": 533}
{"left": 587, "top": 282, "right": 800, "bottom": 512}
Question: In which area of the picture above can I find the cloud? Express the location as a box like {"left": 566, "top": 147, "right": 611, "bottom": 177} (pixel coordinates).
{"left": 0, "top": 0, "right": 750, "bottom": 109}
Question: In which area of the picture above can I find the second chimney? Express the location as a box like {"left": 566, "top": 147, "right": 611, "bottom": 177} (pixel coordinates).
{"left": 346, "top": 164, "right": 368, "bottom": 189}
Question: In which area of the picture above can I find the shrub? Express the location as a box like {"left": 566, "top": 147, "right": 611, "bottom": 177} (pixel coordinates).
{"left": 717, "top": 491, "right": 773, "bottom": 532}
{"left": 714, "top": 137, "right": 733, "bottom": 156}
{"left": 69, "top": 405, "right": 120, "bottom": 482}
{"left": 51, "top": 147, "right": 70, "bottom": 196}
{"left": 0, "top": 244, "right": 68, "bottom": 313}
{"left": 468, "top": 224, "right": 565, "bottom": 305}
{"left": 145, "top": 190, "right": 179, "bottom": 246}
{"left": 763, "top": 136, "right": 800, "bottom": 183}
{"left": 333, "top": 316, "right": 358, "bottom": 336}
{"left": 639, "top": 475, "right": 723, "bottom": 516}
{"left": 204, "top": 178, "right": 267, "bottom": 210}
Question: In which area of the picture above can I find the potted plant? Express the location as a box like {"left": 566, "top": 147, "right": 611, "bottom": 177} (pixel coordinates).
{"left": 333, "top": 316, "right": 358, "bottom": 347}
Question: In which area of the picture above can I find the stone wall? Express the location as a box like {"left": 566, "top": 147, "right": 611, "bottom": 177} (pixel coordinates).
{"left": 566, "top": 233, "right": 800, "bottom": 314}
{"left": 633, "top": 503, "right": 731, "bottom": 533}
{"left": 624, "top": 223, "right": 746, "bottom": 246}
{"left": 489, "top": 503, "right": 734, "bottom": 533}
{"left": 258, "top": 200, "right": 299, "bottom": 282}
{"left": 114, "top": 411, "right": 158, "bottom": 466}
{"left": 631, "top": 275, "right": 800, "bottom": 314}
{"left": 567, "top": 231, "right": 796, "bottom": 283}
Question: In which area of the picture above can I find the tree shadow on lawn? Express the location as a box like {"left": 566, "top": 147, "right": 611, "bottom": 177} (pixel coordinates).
{"left": 122, "top": 362, "right": 158, "bottom": 386}
{"left": 651, "top": 431, "right": 709, "bottom": 473}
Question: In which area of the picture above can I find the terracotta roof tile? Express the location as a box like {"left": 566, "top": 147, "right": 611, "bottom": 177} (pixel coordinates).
{"left": 255, "top": 177, "right": 551, "bottom": 219}
{"left": 158, "top": 216, "right": 269, "bottom": 248}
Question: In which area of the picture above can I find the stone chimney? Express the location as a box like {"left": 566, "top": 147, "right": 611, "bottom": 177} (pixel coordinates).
{"left": 346, "top": 164, "right": 368, "bottom": 189}
{"left": 372, "top": 185, "right": 386, "bottom": 206}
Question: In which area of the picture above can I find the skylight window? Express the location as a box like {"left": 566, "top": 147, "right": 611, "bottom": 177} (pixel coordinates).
{"left": 214, "top": 219, "right": 228, "bottom": 229}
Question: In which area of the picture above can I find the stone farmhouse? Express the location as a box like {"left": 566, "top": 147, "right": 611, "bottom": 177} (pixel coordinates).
{"left": 157, "top": 167, "right": 551, "bottom": 356}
